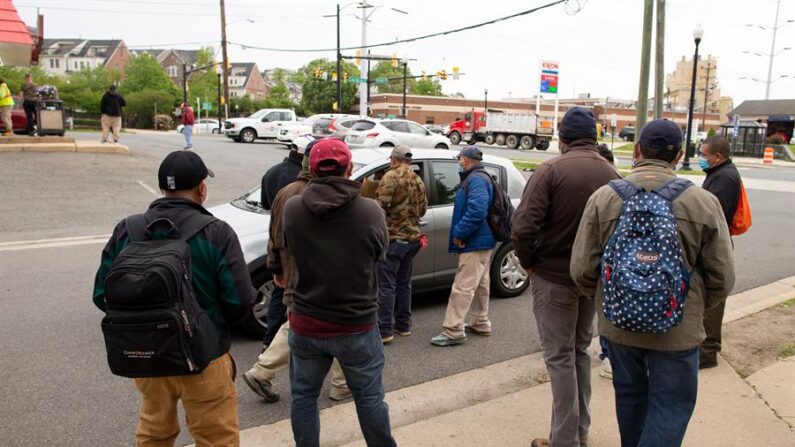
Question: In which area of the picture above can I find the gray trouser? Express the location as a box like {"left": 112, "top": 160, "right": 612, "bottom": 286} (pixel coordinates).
{"left": 531, "top": 273, "right": 594, "bottom": 447}
{"left": 700, "top": 297, "right": 727, "bottom": 360}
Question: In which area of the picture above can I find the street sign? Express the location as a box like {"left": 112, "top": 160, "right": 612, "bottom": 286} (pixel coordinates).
{"left": 610, "top": 114, "right": 618, "bottom": 128}
{"left": 376, "top": 78, "right": 388, "bottom": 85}
{"left": 452, "top": 66, "right": 460, "bottom": 80}
{"left": 539, "top": 60, "right": 559, "bottom": 94}
{"left": 202, "top": 102, "right": 212, "bottom": 111}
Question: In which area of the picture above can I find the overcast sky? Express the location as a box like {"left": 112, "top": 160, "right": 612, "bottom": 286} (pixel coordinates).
{"left": 15, "top": 0, "right": 795, "bottom": 107}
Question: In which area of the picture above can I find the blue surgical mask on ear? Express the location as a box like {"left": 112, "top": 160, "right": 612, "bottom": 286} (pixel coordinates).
{"left": 457, "top": 165, "right": 465, "bottom": 173}
{"left": 631, "top": 158, "right": 638, "bottom": 168}
{"left": 698, "top": 156, "right": 710, "bottom": 171}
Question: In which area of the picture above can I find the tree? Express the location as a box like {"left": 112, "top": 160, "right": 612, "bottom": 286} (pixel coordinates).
{"left": 264, "top": 68, "right": 294, "bottom": 109}
{"left": 297, "top": 58, "right": 359, "bottom": 115}
{"left": 412, "top": 78, "right": 443, "bottom": 96}
{"left": 368, "top": 61, "right": 413, "bottom": 94}
{"left": 123, "top": 53, "right": 179, "bottom": 98}
{"left": 125, "top": 89, "right": 178, "bottom": 128}
{"left": 187, "top": 47, "right": 220, "bottom": 114}
{"left": 58, "top": 66, "right": 122, "bottom": 112}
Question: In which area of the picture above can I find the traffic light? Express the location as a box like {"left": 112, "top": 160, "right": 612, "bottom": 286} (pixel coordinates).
{"left": 332, "top": 71, "right": 338, "bottom": 81}
{"left": 314, "top": 67, "right": 323, "bottom": 78}
{"left": 438, "top": 69, "right": 447, "bottom": 80}
{"left": 355, "top": 49, "right": 361, "bottom": 65}
{"left": 344, "top": 72, "right": 350, "bottom": 82}
{"left": 391, "top": 53, "right": 398, "bottom": 68}
{"left": 452, "top": 66, "right": 460, "bottom": 80}
{"left": 421, "top": 70, "right": 427, "bottom": 81}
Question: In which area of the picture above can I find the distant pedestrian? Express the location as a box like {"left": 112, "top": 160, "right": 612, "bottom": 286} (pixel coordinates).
{"left": 100, "top": 85, "right": 126, "bottom": 143}
{"left": 282, "top": 138, "right": 395, "bottom": 446}
{"left": 431, "top": 145, "right": 495, "bottom": 347}
{"left": 698, "top": 135, "right": 743, "bottom": 369}
{"left": 512, "top": 107, "right": 620, "bottom": 447}
{"left": 180, "top": 102, "right": 196, "bottom": 149}
{"left": 243, "top": 138, "right": 351, "bottom": 405}
{"left": 19, "top": 73, "right": 37, "bottom": 136}
{"left": 571, "top": 119, "right": 735, "bottom": 447}
{"left": 93, "top": 150, "right": 256, "bottom": 446}
{"left": 0, "top": 77, "right": 14, "bottom": 136}
{"left": 375, "top": 144, "right": 428, "bottom": 344}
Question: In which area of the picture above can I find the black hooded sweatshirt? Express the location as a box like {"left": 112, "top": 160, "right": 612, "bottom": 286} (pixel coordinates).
{"left": 283, "top": 176, "right": 388, "bottom": 326}
{"left": 100, "top": 91, "right": 126, "bottom": 116}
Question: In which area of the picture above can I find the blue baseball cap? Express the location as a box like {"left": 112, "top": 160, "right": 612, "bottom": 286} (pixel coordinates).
{"left": 638, "top": 119, "right": 683, "bottom": 152}
{"left": 457, "top": 145, "right": 483, "bottom": 160}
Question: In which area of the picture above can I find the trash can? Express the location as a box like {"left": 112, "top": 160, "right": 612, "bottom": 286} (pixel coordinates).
{"left": 36, "top": 99, "right": 65, "bottom": 137}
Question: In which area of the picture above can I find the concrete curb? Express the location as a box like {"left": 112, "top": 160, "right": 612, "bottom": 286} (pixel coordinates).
{"left": 234, "top": 276, "right": 795, "bottom": 446}
{"left": 0, "top": 141, "right": 130, "bottom": 155}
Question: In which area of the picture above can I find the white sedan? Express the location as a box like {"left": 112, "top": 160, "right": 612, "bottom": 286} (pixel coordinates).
{"left": 345, "top": 118, "right": 451, "bottom": 149}
{"left": 177, "top": 118, "right": 222, "bottom": 134}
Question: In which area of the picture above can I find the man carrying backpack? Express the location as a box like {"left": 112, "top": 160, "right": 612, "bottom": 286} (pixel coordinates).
{"left": 698, "top": 135, "right": 745, "bottom": 369}
{"left": 93, "top": 150, "right": 256, "bottom": 446}
{"left": 512, "top": 107, "right": 620, "bottom": 447}
{"left": 571, "top": 119, "right": 735, "bottom": 447}
{"left": 430, "top": 146, "right": 495, "bottom": 347}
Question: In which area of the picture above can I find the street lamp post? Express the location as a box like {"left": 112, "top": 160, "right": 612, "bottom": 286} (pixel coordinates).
{"left": 484, "top": 89, "right": 488, "bottom": 111}
{"left": 401, "top": 61, "right": 408, "bottom": 118}
{"left": 681, "top": 26, "right": 703, "bottom": 171}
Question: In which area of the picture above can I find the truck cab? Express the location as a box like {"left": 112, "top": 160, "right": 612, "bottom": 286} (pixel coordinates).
{"left": 446, "top": 111, "right": 487, "bottom": 145}
{"left": 224, "top": 108, "right": 297, "bottom": 143}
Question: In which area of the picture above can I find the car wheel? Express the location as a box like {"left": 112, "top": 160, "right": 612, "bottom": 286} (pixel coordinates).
{"left": 239, "top": 269, "right": 272, "bottom": 339}
{"left": 435, "top": 143, "right": 449, "bottom": 149}
{"left": 621, "top": 135, "right": 628, "bottom": 141}
{"left": 449, "top": 132, "right": 462, "bottom": 145}
{"left": 379, "top": 142, "right": 394, "bottom": 147}
{"left": 490, "top": 242, "right": 529, "bottom": 298}
{"left": 212, "top": 128, "right": 220, "bottom": 134}
{"left": 505, "top": 134, "right": 519, "bottom": 149}
{"left": 484, "top": 134, "right": 496, "bottom": 145}
{"left": 495, "top": 134, "right": 506, "bottom": 146}
{"left": 241, "top": 128, "right": 257, "bottom": 143}
{"left": 536, "top": 140, "right": 550, "bottom": 151}
{"left": 232, "top": 137, "right": 241, "bottom": 143}
{"left": 179, "top": 128, "right": 184, "bottom": 134}
{"left": 519, "top": 135, "right": 536, "bottom": 150}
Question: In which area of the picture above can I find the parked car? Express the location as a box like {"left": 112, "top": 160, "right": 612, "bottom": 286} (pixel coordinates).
{"left": 328, "top": 115, "right": 367, "bottom": 139}
{"left": 208, "top": 148, "right": 528, "bottom": 338}
{"left": 277, "top": 113, "right": 361, "bottom": 146}
{"left": 177, "top": 118, "right": 221, "bottom": 134}
{"left": 224, "top": 108, "right": 297, "bottom": 143}
{"left": 345, "top": 118, "right": 451, "bottom": 149}
{"left": 0, "top": 103, "right": 28, "bottom": 135}
{"left": 619, "top": 126, "right": 635, "bottom": 141}
{"left": 425, "top": 124, "right": 446, "bottom": 134}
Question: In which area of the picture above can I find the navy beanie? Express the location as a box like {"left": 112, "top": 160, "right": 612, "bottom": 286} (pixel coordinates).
{"left": 559, "top": 107, "right": 597, "bottom": 142}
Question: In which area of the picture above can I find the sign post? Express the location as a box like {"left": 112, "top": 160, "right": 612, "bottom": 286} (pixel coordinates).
{"left": 610, "top": 113, "right": 618, "bottom": 150}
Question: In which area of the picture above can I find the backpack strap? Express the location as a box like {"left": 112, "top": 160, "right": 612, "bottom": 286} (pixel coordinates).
{"left": 125, "top": 214, "right": 149, "bottom": 242}
{"left": 654, "top": 178, "right": 694, "bottom": 202}
{"left": 608, "top": 179, "right": 642, "bottom": 201}
{"left": 175, "top": 212, "right": 218, "bottom": 242}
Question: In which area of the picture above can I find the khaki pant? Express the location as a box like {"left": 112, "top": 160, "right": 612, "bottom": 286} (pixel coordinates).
{"left": 247, "top": 320, "right": 348, "bottom": 392}
{"left": 531, "top": 273, "right": 593, "bottom": 447}
{"left": 0, "top": 105, "right": 12, "bottom": 134}
{"left": 133, "top": 353, "right": 239, "bottom": 447}
{"left": 442, "top": 249, "right": 493, "bottom": 339}
{"left": 700, "top": 297, "right": 727, "bottom": 361}
{"left": 101, "top": 114, "right": 122, "bottom": 142}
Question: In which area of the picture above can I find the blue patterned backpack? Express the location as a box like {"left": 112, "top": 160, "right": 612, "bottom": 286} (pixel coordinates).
{"left": 600, "top": 178, "right": 693, "bottom": 333}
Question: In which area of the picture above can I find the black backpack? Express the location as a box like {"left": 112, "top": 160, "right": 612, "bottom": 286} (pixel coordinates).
{"left": 101, "top": 213, "right": 219, "bottom": 378}
{"left": 469, "top": 171, "right": 515, "bottom": 242}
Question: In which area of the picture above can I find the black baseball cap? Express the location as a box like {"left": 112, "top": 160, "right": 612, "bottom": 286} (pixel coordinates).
{"left": 638, "top": 119, "right": 683, "bottom": 152}
{"left": 158, "top": 151, "right": 214, "bottom": 191}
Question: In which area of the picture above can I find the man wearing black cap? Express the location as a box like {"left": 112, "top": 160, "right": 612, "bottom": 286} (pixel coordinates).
{"left": 571, "top": 119, "right": 734, "bottom": 447}
{"left": 512, "top": 107, "right": 620, "bottom": 447}
{"left": 93, "top": 150, "right": 256, "bottom": 446}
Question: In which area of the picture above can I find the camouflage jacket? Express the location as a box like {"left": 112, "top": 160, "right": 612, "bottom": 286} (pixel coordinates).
{"left": 375, "top": 163, "right": 427, "bottom": 241}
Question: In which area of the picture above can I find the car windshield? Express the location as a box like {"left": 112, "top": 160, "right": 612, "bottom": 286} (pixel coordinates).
{"left": 249, "top": 110, "right": 269, "bottom": 119}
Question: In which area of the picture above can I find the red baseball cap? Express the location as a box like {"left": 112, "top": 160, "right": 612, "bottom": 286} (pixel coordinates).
{"left": 309, "top": 138, "right": 352, "bottom": 173}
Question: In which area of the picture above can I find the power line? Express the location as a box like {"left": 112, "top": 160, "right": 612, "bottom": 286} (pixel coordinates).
{"left": 229, "top": 0, "right": 573, "bottom": 53}
{"left": 14, "top": 4, "right": 321, "bottom": 18}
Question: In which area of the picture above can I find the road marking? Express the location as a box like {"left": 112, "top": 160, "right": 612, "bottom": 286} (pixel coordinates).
{"left": 0, "top": 234, "right": 111, "bottom": 252}
{"left": 137, "top": 180, "right": 161, "bottom": 197}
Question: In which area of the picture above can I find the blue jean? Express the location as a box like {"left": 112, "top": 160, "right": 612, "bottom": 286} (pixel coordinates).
{"left": 377, "top": 240, "right": 421, "bottom": 337}
{"left": 263, "top": 286, "right": 287, "bottom": 346}
{"left": 184, "top": 124, "right": 193, "bottom": 147}
{"left": 289, "top": 326, "right": 396, "bottom": 447}
{"left": 604, "top": 339, "right": 699, "bottom": 447}
{"left": 599, "top": 336, "right": 609, "bottom": 360}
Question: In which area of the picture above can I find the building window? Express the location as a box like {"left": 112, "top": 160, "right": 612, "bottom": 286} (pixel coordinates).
{"left": 425, "top": 117, "right": 435, "bottom": 124}
{"left": 167, "top": 65, "right": 178, "bottom": 77}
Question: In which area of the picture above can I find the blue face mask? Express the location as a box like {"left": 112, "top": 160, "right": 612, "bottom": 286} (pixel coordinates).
{"left": 631, "top": 158, "right": 638, "bottom": 168}
{"left": 457, "top": 165, "right": 465, "bottom": 173}
{"left": 698, "top": 156, "right": 711, "bottom": 171}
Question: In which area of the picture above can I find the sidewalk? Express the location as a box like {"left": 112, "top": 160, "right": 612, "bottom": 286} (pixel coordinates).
{"left": 236, "top": 276, "right": 795, "bottom": 447}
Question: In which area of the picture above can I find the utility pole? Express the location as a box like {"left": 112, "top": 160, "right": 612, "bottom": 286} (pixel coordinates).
{"left": 219, "top": 0, "right": 230, "bottom": 120}
{"left": 765, "top": 0, "right": 782, "bottom": 99}
{"left": 359, "top": 2, "right": 371, "bottom": 118}
{"left": 336, "top": 3, "right": 342, "bottom": 113}
{"left": 217, "top": 72, "right": 222, "bottom": 133}
{"left": 701, "top": 60, "right": 712, "bottom": 133}
{"left": 366, "top": 50, "right": 371, "bottom": 115}
{"left": 181, "top": 63, "right": 188, "bottom": 103}
{"left": 635, "top": 0, "right": 654, "bottom": 132}
{"left": 654, "top": 0, "right": 665, "bottom": 119}
{"left": 402, "top": 62, "right": 407, "bottom": 118}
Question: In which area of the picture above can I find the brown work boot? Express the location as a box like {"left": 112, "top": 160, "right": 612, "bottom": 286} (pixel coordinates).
{"left": 531, "top": 439, "right": 549, "bottom": 447}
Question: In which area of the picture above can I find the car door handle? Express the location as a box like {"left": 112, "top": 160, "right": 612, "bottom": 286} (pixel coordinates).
{"left": 419, "top": 219, "right": 429, "bottom": 227}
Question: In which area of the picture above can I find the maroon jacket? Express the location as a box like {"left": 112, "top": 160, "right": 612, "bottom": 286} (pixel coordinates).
{"left": 512, "top": 140, "right": 621, "bottom": 286}
{"left": 181, "top": 106, "right": 195, "bottom": 125}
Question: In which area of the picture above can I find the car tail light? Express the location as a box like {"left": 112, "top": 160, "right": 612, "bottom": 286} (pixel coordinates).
{"left": 366, "top": 132, "right": 379, "bottom": 138}
{"left": 329, "top": 119, "right": 338, "bottom": 132}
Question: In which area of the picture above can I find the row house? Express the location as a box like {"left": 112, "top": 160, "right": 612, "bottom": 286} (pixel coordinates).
{"left": 39, "top": 39, "right": 130, "bottom": 74}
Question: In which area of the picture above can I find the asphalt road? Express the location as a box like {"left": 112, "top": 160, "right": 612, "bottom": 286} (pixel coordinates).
{"left": 1, "top": 131, "right": 793, "bottom": 446}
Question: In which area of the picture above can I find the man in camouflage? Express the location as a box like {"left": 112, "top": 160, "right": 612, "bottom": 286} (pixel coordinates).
{"left": 376, "top": 144, "right": 428, "bottom": 344}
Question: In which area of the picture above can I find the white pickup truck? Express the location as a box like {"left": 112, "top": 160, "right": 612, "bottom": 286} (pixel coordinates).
{"left": 224, "top": 109, "right": 298, "bottom": 143}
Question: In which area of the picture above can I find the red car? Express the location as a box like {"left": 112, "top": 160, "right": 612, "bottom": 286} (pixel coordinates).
{"left": 0, "top": 103, "right": 28, "bottom": 134}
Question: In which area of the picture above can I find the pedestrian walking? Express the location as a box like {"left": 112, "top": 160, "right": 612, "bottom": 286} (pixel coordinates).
{"left": 430, "top": 145, "right": 495, "bottom": 347}
{"left": 282, "top": 138, "right": 395, "bottom": 446}
{"left": 375, "top": 144, "right": 428, "bottom": 344}
{"left": 180, "top": 102, "right": 195, "bottom": 149}
{"left": 242, "top": 139, "right": 351, "bottom": 404}
{"left": 19, "top": 73, "right": 37, "bottom": 136}
{"left": 100, "top": 85, "right": 126, "bottom": 143}
{"left": 512, "top": 107, "right": 621, "bottom": 447}
{"left": 571, "top": 119, "right": 735, "bottom": 447}
{"left": 93, "top": 150, "right": 256, "bottom": 446}
{"left": 698, "top": 135, "right": 744, "bottom": 369}
{"left": 0, "top": 77, "right": 14, "bottom": 136}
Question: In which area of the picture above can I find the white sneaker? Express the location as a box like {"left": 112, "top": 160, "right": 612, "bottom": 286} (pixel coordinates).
{"left": 599, "top": 357, "right": 613, "bottom": 380}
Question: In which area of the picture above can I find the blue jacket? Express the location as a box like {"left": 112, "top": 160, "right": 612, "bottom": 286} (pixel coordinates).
{"left": 449, "top": 164, "right": 496, "bottom": 253}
